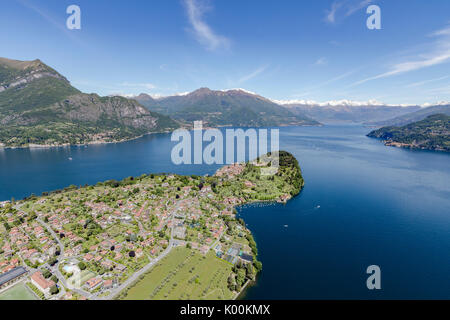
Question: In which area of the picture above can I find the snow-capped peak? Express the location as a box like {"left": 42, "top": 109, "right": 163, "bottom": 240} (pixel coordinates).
{"left": 272, "top": 98, "right": 425, "bottom": 108}
{"left": 220, "top": 88, "right": 258, "bottom": 95}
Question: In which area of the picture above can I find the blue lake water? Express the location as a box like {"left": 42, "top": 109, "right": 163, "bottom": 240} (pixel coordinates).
{"left": 1, "top": 125, "right": 449, "bottom": 299}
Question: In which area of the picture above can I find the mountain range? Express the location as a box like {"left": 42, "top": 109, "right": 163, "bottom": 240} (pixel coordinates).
{"left": 0, "top": 57, "right": 178, "bottom": 147}
{"left": 364, "top": 104, "right": 450, "bottom": 127}
{"left": 278, "top": 100, "right": 422, "bottom": 124}
{"left": 136, "top": 90, "right": 450, "bottom": 128}
{"left": 134, "top": 88, "right": 319, "bottom": 127}
{"left": 1, "top": 56, "right": 449, "bottom": 148}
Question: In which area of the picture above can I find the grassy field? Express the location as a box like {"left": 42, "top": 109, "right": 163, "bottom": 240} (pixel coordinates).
{"left": 122, "top": 247, "right": 234, "bottom": 300}
{"left": 0, "top": 283, "right": 38, "bottom": 300}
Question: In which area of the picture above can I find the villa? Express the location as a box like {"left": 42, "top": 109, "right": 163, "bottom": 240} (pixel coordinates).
{"left": 85, "top": 277, "right": 102, "bottom": 290}
{"left": 31, "top": 270, "right": 55, "bottom": 295}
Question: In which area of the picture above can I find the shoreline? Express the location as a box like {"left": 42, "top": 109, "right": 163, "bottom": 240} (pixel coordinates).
{"left": 230, "top": 179, "right": 304, "bottom": 300}
{"left": 0, "top": 122, "right": 322, "bottom": 150}
{"left": 384, "top": 140, "right": 448, "bottom": 153}
{"left": 115, "top": 171, "right": 303, "bottom": 300}
{"left": 1, "top": 147, "right": 303, "bottom": 300}
{"left": 233, "top": 278, "right": 254, "bottom": 300}
{"left": 0, "top": 130, "right": 174, "bottom": 150}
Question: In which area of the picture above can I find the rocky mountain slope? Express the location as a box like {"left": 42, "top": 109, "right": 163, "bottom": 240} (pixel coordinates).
{"left": 0, "top": 57, "right": 178, "bottom": 147}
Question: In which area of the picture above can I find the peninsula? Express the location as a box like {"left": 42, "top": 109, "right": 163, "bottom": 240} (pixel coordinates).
{"left": 0, "top": 151, "right": 303, "bottom": 300}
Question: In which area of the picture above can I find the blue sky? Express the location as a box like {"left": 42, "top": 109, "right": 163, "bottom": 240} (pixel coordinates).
{"left": 1, "top": 0, "right": 450, "bottom": 105}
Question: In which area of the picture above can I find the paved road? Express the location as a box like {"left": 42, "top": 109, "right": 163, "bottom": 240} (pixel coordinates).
{"left": 18, "top": 198, "right": 224, "bottom": 301}
{"left": 36, "top": 217, "right": 93, "bottom": 299}
{"left": 101, "top": 240, "right": 176, "bottom": 300}
{"left": 102, "top": 212, "right": 227, "bottom": 300}
{"left": 209, "top": 227, "right": 226, "bottom": 251}
{"left": 36, "top": 217, "right": 64, "bottom": 257}
{"left": 100, "top": 200, "right": 184, "bottom": 300}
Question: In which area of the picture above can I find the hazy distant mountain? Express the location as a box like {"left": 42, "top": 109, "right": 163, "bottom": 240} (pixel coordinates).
{"left": 134, "top": 93, "right": 161, "bottom": 109}
{"left": 365, "top": 104, "right": 450, "bottom": 127}
{"left": 0, "top": 57, "right": 178, "bottom": 147}
{"left": 367, "top": 114, "right": 450, "bottom": 152}
{"left": 135, "top": 88, "right": 320, "bottom": 127}
{"left": 278, "top": 100, "right": 421, "bottom": 124}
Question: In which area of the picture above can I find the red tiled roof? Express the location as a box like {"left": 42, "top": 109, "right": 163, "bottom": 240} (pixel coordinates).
{"left": 31, "top": 271, "right": 55, "bottom": 290}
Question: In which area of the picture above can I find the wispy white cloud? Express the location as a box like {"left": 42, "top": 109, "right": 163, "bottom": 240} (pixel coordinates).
{"left": 325, "top": 1, "right": 343, "bottom": 24}
{"left": 120, "top": 82, "right": 157, "bottom": 90}
{"left": 350, "top": 24, "right": 450, "bottom": 87}
{"left": 405, "top": 75, "right": 450, "bottom": 88}
{"left": 183, "top": 0, "right": 230, "bottom": 51}
{"left": 314, "top": 57, "right": 328, "bottom": 66}
{"left": 72, "top": 80, "right": 118, "bottom": 92}
{"left": 425, "top": 84, "right": 450, "bottom": 95}
{"left": 431, "top": 25, "right": 450, "bottom": 37}
{"left": 72, "top": 80, "right": 159, "bottom": 96}
{"left": 290, "top": 70, "right": 357, "bottom": 99}
{"left": 316, "top": 70, "right": 357, "bottom": 87}
{"left": 325, "top": 0, "right": 373, "bottom": 24}
{"left": 225, "top": 65, "right": 268, "bottom": 87}
{"left": 16, "top": 0, "right": 84, "bottom": 45}
{"left": 345, "top": 0, "right": 373, "bottom": 17}
{"left": 351, "top": 53, "right": 450, "bottom": 87}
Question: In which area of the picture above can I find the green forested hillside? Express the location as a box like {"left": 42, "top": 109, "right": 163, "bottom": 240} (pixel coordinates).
{"left": 367, "top": 114, "right": 450, "bottom": 152}
{"left": 0, "top": 57, "right": 178, "bottom": 147}
{"left": 0, "top": 77, "right": 80, "bottom": 114}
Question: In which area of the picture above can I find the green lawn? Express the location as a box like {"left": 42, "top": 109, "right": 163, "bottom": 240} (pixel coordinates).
{"left": 122, "top": 247, "right": 234, "bottom": 300}
{"left": 0, "top": 283, "right": 38, "bottom": 300}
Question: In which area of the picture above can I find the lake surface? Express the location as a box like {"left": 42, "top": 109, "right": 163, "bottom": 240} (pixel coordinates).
{"left": 1, "top": 125, "right": 449, "bottom": 299}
